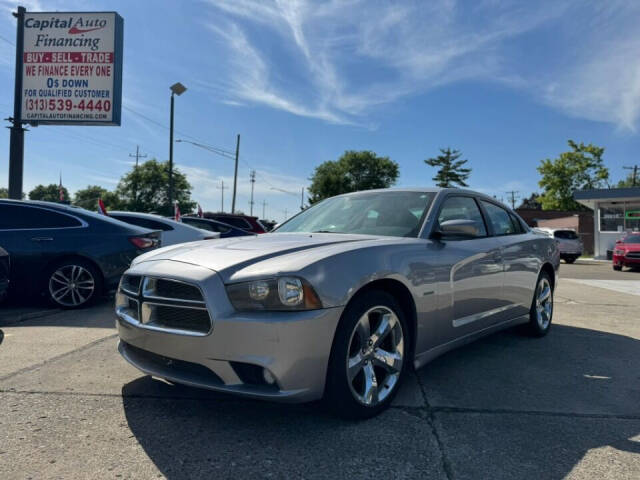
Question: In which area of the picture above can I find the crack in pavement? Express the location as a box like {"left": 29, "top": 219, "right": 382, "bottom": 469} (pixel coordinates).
{"left": 415, "top": 372, "right": 455, "bottom": 480}
{"left": 3, "top": 388, "right": 639, "bottom": 422}
{"left": 0, "top": 333, "right": 118, "bottom": 382}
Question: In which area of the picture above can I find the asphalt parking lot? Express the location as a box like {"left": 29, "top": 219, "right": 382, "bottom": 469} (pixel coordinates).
{"left": 1, "top": 261, "right": 639, "bottom": 479}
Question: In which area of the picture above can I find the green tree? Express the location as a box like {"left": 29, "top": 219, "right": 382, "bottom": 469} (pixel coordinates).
{"left": 73, "top": 185, "right": 123, "bottom": 211}
{"left": 116, "top": 159, "right": 195, "bottom": 215}
{"left": 537, "top": 140, "right": 609, "bottom": 211}
{"left": 518, "top": 193, "right": 542, "bottom": 210}
{"left": 0, "top": 188, "right": 7, "bottom": 199}
{"left": 616, "top": 170, "right": 639, "bottom": 188}
{"left": 308, "top": 150, "right": 399, "bottom": 203}
{"left": 28, "top": 184, "right": 70, "bottom": 202}
{"left": 424, "top": 148, "right": 471, "bottom": 188}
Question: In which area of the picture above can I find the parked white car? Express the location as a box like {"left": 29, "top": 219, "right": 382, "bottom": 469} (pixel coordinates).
{"left": 109, "top": 212, "right": 219, "bottom": 246}
{"left": 536, "top": 228, "right": 583, "bottom": 263}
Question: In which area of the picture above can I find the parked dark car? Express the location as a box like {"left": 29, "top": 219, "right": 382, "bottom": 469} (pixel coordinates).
{"left": 203, "top": 212, "right": 267, "bottom": 234}
{"left": 181, "top": 216, "right": 254, "bottom": 238}
{"left": 0, "top": 247, "right": 9, "bottom": 303}
{"left": 0, "top": 200, "right": 160, "bottom": 309}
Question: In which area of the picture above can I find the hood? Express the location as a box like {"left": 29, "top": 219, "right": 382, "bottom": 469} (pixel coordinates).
{"left": 619, "top": 242, "right": 640, "bottom": 251}
{"left": 132, "top": 232, "right": 385, "bottom": 274}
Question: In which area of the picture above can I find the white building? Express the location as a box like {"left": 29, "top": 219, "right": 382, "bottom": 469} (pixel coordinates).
{"left": 574, "top": 187, "right": 640, "bottom": 259}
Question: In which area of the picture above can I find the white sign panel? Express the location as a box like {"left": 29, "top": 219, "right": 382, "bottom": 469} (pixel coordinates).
{"left": 20, "top": 12, "right": 123, "bottom": 125}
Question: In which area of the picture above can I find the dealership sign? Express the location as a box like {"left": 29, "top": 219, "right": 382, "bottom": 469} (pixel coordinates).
{"left": 20, "top": 12, "right": 123, "bottom": 125}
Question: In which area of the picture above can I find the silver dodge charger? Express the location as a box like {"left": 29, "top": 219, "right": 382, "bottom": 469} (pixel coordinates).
{"left": 116, "top": 188, "right": 559, "bottom": 418}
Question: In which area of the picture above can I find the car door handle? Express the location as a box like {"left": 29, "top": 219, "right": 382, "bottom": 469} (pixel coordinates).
{"left": 31, "top": 237, "right": 53, "bottom": 242}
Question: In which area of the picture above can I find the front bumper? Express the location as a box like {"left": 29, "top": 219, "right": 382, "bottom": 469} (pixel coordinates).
{"left": 613, "top": 254, "right": 640, "bottom": 266}
{"left": 116, "top": 259, "right": 343, "bottom": 403}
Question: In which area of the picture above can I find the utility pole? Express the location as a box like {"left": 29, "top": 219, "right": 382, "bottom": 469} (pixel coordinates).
{"left": 216, "top": 180, "right": 225, "bottom": 212}
{"left": 283, "top": 208, "right": 288, "bottom": 220}
{"left": 249, "top": 170, "right": 256, "bottom": 216}
{"left": 262, "top": 200, "right": 267, "bottom": 219}
{"left": 300, "top": 187, "right": 305, "bottom": 210}
{"left": 231, "top": 134, "right": 240, "bottom": 214}
{"left": 623, "top": 165, "right": 639, "bottom": 187}
{"left": 505, "top": 190, "right": 519, "bottom": 209}
{"left": 129, "top": 145, "right": 147, "bottom": 209}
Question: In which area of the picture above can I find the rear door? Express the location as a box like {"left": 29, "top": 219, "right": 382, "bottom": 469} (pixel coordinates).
{"left": 478, "top": 200, "right": 533, "bottom": 320}
{"left": 430, "top": 194, "right": 505, "bottom": 344}
{"left": 0, "top": 203, "right": 85, "bottom": 293}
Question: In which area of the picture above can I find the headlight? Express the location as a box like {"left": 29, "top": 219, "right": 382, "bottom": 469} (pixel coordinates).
{"left": 226, "top": 276, "right": 322, "bottom": 311}
{"left": 614, "top": 249, "right": 625, "bottom": 256}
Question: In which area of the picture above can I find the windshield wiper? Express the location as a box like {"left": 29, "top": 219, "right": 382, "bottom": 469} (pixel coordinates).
{"left": 311, "top": 230, "right": 343, "bottom": 234}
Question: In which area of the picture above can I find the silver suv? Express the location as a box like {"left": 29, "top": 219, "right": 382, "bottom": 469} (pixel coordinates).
{"left": 538, "top": 228, "right": 583, "bottom": 263}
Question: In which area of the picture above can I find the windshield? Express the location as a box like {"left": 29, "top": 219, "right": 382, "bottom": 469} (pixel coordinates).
{"left": 624, "top": 234, "right": 640, "bottom": 244}
{"left": 275, "top": 191, "right": 436, "bottom": 237}
{"left": 554, "top": 230, "right": 579, "bottom": 240}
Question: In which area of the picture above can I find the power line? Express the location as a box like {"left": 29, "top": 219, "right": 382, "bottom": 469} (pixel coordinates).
{"left": 0, "top": 34, "right": 15, "bottom": 46}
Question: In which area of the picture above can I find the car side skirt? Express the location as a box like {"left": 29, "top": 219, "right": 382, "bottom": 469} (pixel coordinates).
{"left": 413, "top": 313, "right": 530, "bottom": 370}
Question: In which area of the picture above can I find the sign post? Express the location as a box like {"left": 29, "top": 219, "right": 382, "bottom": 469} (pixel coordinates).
{"left": 7, "top": 8, "right": 123, "bottom": 199}
{"left": 8, "top": 6, "right": 26, "bottom": 200}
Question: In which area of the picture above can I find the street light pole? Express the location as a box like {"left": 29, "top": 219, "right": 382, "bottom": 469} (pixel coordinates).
{"left": 168, "top": 92, "right": 175, "bottom": 206}
{"left": 168, "top": 82, "right": 187, "bottom": 209}
{"left": 232, "top": 134, "right": 240, "bottom": 214}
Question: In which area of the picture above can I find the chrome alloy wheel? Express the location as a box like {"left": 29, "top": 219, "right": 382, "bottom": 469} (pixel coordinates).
{"left": 48, "top": 265, "right": 95, "bottom": 307}
{"left": 535, "top": 277, "right": 553, "bottom": 330}
{"left": 346, "top": 306, "right": 404, "bottom": 406}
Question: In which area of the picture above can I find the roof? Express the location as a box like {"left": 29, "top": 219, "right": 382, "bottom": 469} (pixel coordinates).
{"left": 574, "top": 187, "right": 640, "bottom": 201}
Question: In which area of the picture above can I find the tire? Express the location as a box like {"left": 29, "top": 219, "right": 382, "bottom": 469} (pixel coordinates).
{"left": 45, "top": 258, "right": 102, "bottom": 309}
{"left": 613, "top": 264, "right": 622, "bottom": 271}
{"left": 325, "top": 290, "right": 409, "bottom": 419}
{"left": 525, "top": 271, "right": 554, "bottom": 337}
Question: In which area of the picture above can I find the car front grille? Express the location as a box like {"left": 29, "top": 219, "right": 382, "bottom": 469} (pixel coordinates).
{"left": 626, "top": 252, "right": 640, "bottom": 259}
{"left": 121, "top": 342, "right": 223, "bottom": 385}
{"left": 116, "top": 275, "right": 211, "bottom": 335}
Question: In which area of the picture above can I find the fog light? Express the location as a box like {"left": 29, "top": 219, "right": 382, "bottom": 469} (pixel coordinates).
{"left": 262, "top": 368, "right": 276, "bottom": 385}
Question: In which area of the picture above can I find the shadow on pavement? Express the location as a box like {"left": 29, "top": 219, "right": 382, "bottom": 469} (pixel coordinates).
{"left": 122, "top": 378, "right": 442, "bottom": 479}
{"left": 0, "top": 297, "right": 113, "bottom": 328}
{"left": 122, "top": 324, "right": 640, "bottom": 480}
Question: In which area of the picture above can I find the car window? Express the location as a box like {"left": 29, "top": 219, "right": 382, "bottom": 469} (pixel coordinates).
{"left": 554, "top": 230, "right": 578, "bottom": 240}
{"left": 624, "top": 234, "right": 640, "bottom": 244}
{"left": 111, "top": 215, "right": 173, "bottom": 231}
{"left": 275, "top": 191, "right": 436, "bottom": 237}
{"left": 437, "top": 196, "right": 487, "bottom": 237}
{"left": 214, "top": 216, "right": 250, "bottom": 229}
{"left": 508, "top": 213, "right": 526, "bottom": 234}
{"left": 480, "top": 201, "right": 516, "bottom": 236}
{"left": 0, "top": 204, "right": 82, "bottom": 229}
{"left": 184, "top": 218, "right": 231, "bottom": 233}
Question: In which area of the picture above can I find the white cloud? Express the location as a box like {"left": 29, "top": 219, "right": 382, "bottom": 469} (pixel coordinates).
{"left": 201, "top": 0, "right": 640, "bottom": 130}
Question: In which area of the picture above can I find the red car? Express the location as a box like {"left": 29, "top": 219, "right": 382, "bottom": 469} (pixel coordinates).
{"left": 612, "top": 233, "right": 640, "bottom": 271}
{"left": 203, "top": 213, "right": 267, "bottom": 234}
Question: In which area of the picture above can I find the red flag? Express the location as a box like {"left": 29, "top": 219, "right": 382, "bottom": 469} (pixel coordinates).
{"left": 97, "top": 198, "right": 108, "bottom": 216}
{"left": 174, "top": 201, "right": 181, "bottom": 222}
{"left": 197, "top": 203, "right": 203, "bottom": 218}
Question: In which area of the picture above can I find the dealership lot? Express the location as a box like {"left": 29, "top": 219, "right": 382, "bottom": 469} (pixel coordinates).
{"left": 1, "top": 262, "right": 638, "bottom": 479}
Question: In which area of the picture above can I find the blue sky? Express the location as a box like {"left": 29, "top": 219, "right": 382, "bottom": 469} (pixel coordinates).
{"left": 1, "top": 0, "right": 640, "bottom": 221}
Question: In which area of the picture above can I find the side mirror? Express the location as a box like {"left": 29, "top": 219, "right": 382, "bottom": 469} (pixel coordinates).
{"left": 435, "top": 219, "right": 479, "bottom": 238}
